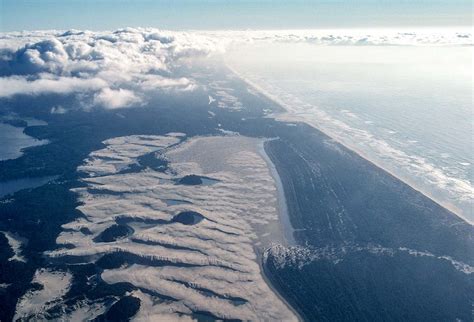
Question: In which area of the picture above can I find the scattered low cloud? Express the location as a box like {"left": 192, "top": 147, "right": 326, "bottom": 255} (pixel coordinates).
{"left": 0, "top": 74, "right": 107, "bottom": 97}
{"left": 50, "top": 105, "right": 67, "bottom": 114}
{"left": 93, "top": 87, "right": 141, "bottom": 109}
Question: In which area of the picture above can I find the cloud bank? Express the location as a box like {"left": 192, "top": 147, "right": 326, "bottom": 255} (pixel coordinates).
{"left": 0, "top": 28, "right": 470, "bottom": 110}
{"left": 0, "top": 74, "right": 107, "bottom": 97}
{"left": 0, "top": 28, "right": 221, "bottom": 108}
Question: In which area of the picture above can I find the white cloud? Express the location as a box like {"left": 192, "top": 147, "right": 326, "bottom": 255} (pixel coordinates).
{"left": 139, "top": 75, "right": 196, "bottom": 91}
{"left": 93, "top": 88, "right": 141, "bottom": 109}
{"left": 50, "top": 105, "right": 67, "bottom": 114}
{"left": 201, "top": 28, "right": 472, "bottom": 47}
{"left": 0, "top": 28, "right": 220, "bottom": 109}
{"left": 0, "top": 74, "right": 107, "bottom": 97}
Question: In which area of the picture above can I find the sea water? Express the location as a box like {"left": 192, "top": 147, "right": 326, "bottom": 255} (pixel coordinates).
{"left": 226, "top": 43, "right": 473, "bottom": 222}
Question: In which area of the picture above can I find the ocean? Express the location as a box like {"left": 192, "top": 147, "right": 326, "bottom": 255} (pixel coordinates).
{"left": 226, "top": 42, "right": 473, "bottom": 223}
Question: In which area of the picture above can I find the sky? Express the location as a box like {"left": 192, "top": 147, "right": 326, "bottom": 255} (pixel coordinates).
{"left": 0, "top": 0, "right": 472, "bottom": 32}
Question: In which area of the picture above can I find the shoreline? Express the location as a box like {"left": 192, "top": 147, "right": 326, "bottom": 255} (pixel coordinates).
{"left": 254, "top": 137, "right": 301, "bottom": 321}
{"left": 0, "top": 122, "right": 49, "bottom": 162}
{"left": 226, "top": 63, "right": 472, "bottom": 226}
{"left": 258, "top": 139, "right": 297, "bottom": 246}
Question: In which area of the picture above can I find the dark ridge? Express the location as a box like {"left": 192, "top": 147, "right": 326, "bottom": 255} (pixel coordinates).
{"left": 116, "top": 213, "right": 209, "bottom": 227}
{"left": 177, "top": 174, "right": 203, "bottom": 185}
{"left": 93, "top": 250, "right": 243, "bottom": 273}
{"left": 115, "top": 163, "right": 143, "bottom": 175}
{"left": 95, "top": 251, "right": 204, "bottom": 270}
{"left": 94, "top": 224, "right": 133, "bottom": 243}
{"left": 88, "top": 188, "right": 124, "bottom": 196}
{"left": 137, "top": 152, "right": 168, "bottom": 172}
{"left": 170, "top": 279, "right": 248, "bottom": 306}
{"left": 199, "top": 177, "right": 220, "bottom": 185}
{"left": 192, "top": 310, "right": 223, "bottom": 322}
{"left": 94, "top": 296, "right": 140, "bottom": 322}
{"left": 207, "top": 226, "right": 240, "bottom": 236}
{"left": 176, "top": 175, "right": 220, "bottom": 186}
{"left": 58, "top": 243, "right": 76, "bottom": 249}
{"left": 172, "top": 211, "right": 204, "bottom": 225}
{"left": 209, "top": 221, "right": 240, "bottom": 231}
{"left": 192, "top": 310, "right": 242, "bottom": 322}
{"left": 80, "top": 227, "right": 93, "bottom": 235}
{"left": 131, "top": 238, "right": 208, "bottom": 256}
{"left": 136, "top": 286, "right": 178, "bottom": 302}
{"left": 48, "top": 254, "right": 102, "bottom": 265}
{"left": 115, "top": 216, "right": 168, "bottom": 226}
